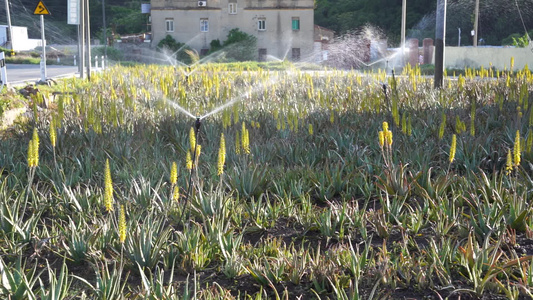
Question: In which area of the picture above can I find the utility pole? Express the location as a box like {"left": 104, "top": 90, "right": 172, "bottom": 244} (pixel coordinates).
{"left": 85, "top": 0, "right": 91, "bottom": 80}
{"left": 473, "top": 0, "right": 479, "bottom": 47}
{"left": 434, "top": 0, "right": 447, "bottom": 88}
{"left": 401, "top": 0, "right": 406, "bottom": 65}
{"left": 4, "top": 0, "right": 14, "bottom": 55}
{"left": 80, "top": 0, "right": 85, "bottom": 79}
{"left": 102, "top": 0, "right": 107, "bottom": 58}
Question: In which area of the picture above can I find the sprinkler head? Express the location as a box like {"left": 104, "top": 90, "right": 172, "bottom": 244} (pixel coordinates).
{"left": 195, "top": 117, "right": 201, "bottom": 131}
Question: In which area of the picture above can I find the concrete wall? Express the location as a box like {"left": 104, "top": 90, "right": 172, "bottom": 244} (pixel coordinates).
{"left": 150, "top": 0, "right": 314, "bottom": 60}
{"left": 445, "top": 46, "right": 533, "bottom": 71}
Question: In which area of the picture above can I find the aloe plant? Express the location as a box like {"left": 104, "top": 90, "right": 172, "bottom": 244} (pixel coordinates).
{"left": 38, "top": 260, "right": 71, "bottom": 300}
{"left": 0, "top": 257, "right": 39, "bottom": 300}
{"left": 123, "top": 214, "right": 172, "bottom": 270}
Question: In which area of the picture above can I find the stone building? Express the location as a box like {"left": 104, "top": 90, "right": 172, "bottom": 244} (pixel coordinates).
{"left": 150, "top": 0, "right": 315, "bottom": 61}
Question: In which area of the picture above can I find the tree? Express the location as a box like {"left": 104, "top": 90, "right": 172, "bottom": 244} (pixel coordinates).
{"left": 221, "top": 29, "right": 257, "bottom": 61}
{"left": 208, "top": 29, "right": 257, "bottom": 62}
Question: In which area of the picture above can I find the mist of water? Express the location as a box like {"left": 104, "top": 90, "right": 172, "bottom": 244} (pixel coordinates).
{"left": 200, "top": 74, "right": 280, "bottom": 120}
{"left": 164, "top": 99, "right": 198, "bottom": 120}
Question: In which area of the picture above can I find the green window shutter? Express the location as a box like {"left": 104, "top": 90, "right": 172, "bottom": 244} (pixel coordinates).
{"left": 292, "top": 19, "right": 299, "bottom": 30}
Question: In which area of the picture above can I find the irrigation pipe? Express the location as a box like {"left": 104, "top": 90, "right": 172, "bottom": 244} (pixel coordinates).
{"left": 178, "top": 117, "right": 201, "bottom": 227}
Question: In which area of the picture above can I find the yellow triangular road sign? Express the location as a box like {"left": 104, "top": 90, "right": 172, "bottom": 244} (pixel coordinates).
{"left": 33, "top": 0, "right": 51, "bottom": 15}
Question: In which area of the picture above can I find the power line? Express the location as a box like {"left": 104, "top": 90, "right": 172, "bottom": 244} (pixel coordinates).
{"left": 515, "top": 0, "right": 531, "bottom": 42}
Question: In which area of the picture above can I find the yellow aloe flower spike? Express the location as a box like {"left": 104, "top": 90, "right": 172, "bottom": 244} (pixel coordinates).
{"left": 449, "top": 134, "right": 457, "bottom": 163}
{"left": 506, "top": 149, "right": 513, "bottom": 175}
{"left": 172, "top": 186, "right": 180, "bottom": 201}
{"left": 382, "top": 121, "right": 389, "bottom": 132}
{"left": 195, "top": 145, "right": 201, "bottom": 164}
{"left": 170, "top": 161, "right": 178, "bottom": 185}
{"left": 235, "top": 131, "right": 241, "bottom": 155}
{"left": 118, "top": 204, "right": 126, "bottom": 243}
{"left": 27, "top": 139, "right": 35, "bottom": 168}
{"left": 50, "top": 119, "right": 56, "bottom": 148}
{"left": 32, "top": 128, "right": 39, "bottom": 167}
{"left": 514, "top": 130, "right": 521, "bottom": 167}
{"left": 217, "top": 133, "right": 226, "bottom": 176}
{"left": 189, "top": 127, "right": 196, "bottom": 152}
{"left": 378, "top": 131, "right": 385, "bottom": 148}
{"left": 386, "top": 130, "right": 393, "bottom": 146}
{"left": 186, "top": 151, "right": 193, "bottom": 170}
{"left": 104, "top": 159, "right": 114, "bottom": 212}
{"left": 242, "top": 122, "right": 250, "bottom": 154}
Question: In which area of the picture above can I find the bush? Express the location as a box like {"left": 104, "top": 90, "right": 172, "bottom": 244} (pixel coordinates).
{"left": 0, "top": 46, "right": 15, "bottom": 57}
{"left": 207, "top": 29, "right": 257, "bottom": 62}
{"left": 209, "top": 39, "right": 223, "bottom": 54}
{"left": 5, "top": 56, "right": 41, "bottom": 64}
{"left": 502, "top": 31, "right": 533, "bottom": 47}
{"left": 221, "top": 29, "right": 257, "bottom": 62}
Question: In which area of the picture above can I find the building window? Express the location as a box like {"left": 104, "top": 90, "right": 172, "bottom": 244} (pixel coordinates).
{"left": 228, "top": 3, "right": 237, "bottom": 14}
{"left": 258, "top": 48, "right": 267, "bottom": 61}
{"left": 166, "top": 18, "right": 174, "bottom": 32}
{"left": 292, "top": 17, "right": 300, "bottom": 31}
{"left": 258, "top": 19, "right": 266, "bottom": 31}
{"left": 292, "top": 48, "right": 300, "bottom": 61}
{"left": 200, "top": 18, "right": 209, "bottom": 32}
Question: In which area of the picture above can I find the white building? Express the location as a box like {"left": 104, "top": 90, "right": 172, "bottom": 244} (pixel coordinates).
{"left": 0, "top": 25, "right": 43, "bottom": 51}
{"left": 150, "top": 0, "right": 315, "bottom": 61}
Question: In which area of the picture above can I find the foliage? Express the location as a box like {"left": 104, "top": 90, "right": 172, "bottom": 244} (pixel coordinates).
{"left": 156, "top": 35, "right": 194, "bottom": 65}
{"left": 209, "top": 39, "right": 223, "bottom": 54}
{"left": 208, "top": 29, "right": 257, "bottom": 62}
{"left": 5, "top": 56, "right": 41, "bottom": 64}
{"left": 0, "top": 47, "right": 15, "bottom": 57}
{"left": 512, "top": 33, "right": 532, "bottom": 48}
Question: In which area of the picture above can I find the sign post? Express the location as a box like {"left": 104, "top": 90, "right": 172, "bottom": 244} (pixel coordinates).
{"left": 0, "top": 52, "right": 7, "bottom": 88}
{"left": 33, "top": 0, "right": 50, "bottom": 83}
{"left": 40, "top": 15, "right": 46, "bottom": 82}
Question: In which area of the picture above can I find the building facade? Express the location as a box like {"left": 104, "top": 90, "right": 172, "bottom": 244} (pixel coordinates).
{"left": 150, "top": 0, "right": 315, "bottom": 61}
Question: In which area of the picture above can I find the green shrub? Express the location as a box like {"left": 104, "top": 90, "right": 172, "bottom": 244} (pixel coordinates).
{"left": 157, "top": 35, "right": 194, "bottom": 65}
{"left": 5, "top": 56, "right": 41, "bottom": 64}
{"left": 209, "top": 39, "right": 223, "bottom": 54}
{"left": 220, "top": 29, "right": 257, "bottom": 62}
{"left": 0, "top": 46, "right": 15, "bottom": 57}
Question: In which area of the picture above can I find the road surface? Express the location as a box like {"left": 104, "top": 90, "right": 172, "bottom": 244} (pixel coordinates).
{"left": 6, "top": 64, "right": 79, "bottom": 85}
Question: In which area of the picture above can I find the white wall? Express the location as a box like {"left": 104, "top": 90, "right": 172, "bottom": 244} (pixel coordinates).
{"left": 444, "top": 46, "right": 533, "bottom": 71}
{"left": 0, "top": 25, "right": 43, "bottom": 51}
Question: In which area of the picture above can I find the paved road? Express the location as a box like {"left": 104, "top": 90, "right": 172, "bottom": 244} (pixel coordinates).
{"left": 5, "top": 64, "right": 79, "bottom": 85}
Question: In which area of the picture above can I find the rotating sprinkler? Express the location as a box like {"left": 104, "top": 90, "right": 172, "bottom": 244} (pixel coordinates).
{"left": 195, "top": 117, "right": 201, "bottom": 131}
